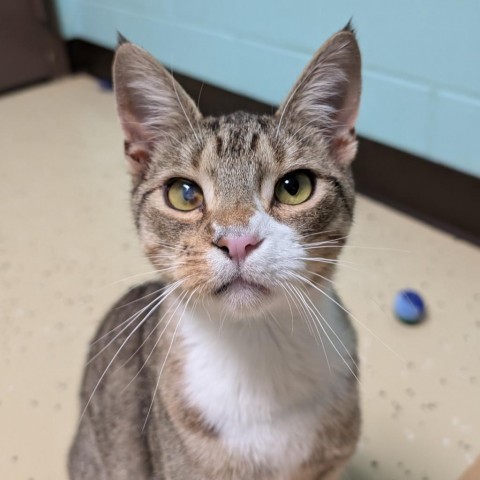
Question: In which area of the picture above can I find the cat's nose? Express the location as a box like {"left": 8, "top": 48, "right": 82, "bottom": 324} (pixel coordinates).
{"left": 215, "top": 235, "right": 263, "bottom": 263}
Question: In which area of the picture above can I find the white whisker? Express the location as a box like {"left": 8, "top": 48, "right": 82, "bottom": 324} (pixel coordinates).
{"left": 307, "top": 270, "right": 335, "bottom": 285}
{"left": 288, "top": 283, "right": 331, "bottom": 373}
{"left": 79, "top": 281, "right": 182, "bottom": 422}
{"left": 99, "top": 267, "right": 176, "bottom": 289}
{"left": 116, "top": 291, "right": 186, "bottom": 379}
{"left": 89, "top": 280, "right": 183, "bottom": 352}
{"left": 304, "top": 244, "right": 410, "bottom": 253}
{"left": 121, "top": 289, "right": 189, "bottom": 392}
{"left": 113, "top": 285, "right": 170, "bottom": 310}
{"left": 142, "top": 287, "right": 199, "bottom": 431}
{"left": 296, "top": 283, "right": 360, "bottom": 373}
{"left": 292, "top": 273, "right": 405, "bottom": 361}
{"left": 283, "top": 282, "right": 315, "bottom": 339}
{"left": 277, "top": 282, "right": 295, "bottom": 334}
{"left": 297, "top": 230, "right": 345, "bottom": 241}
{"left": 170, "top": 71, "right": 201, "bottom": 145}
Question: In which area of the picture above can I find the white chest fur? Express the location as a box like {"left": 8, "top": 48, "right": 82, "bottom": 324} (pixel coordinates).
{"left": 179, "top": 289, "right": 357, "bottom": 473}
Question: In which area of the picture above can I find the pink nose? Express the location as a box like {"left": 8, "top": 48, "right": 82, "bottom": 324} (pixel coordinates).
{"left": 216, "top": 235, "right": 262, "bottom": 262}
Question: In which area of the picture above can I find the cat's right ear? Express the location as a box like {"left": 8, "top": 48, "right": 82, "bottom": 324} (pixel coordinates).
{"left": 113, "top": 42, "right": 201, "bottom": 177}
{"left": 275, "top": 25, "right": 361, "bottom": 166}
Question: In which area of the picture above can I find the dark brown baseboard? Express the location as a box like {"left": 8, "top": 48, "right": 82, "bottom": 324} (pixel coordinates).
{"left": 67, "top": 39, "right": 480, "bottom": 245}
{"left": 353, "top": 139, "right": 479, "bottom": 245}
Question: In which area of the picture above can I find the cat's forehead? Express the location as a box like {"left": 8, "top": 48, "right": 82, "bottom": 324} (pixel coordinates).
{"left": 197, "top": 113, "right": 332, "bottom": 192}
{"left": 204, "top": 112, "right": 273, "bottom": 142}
{"left": 198, "top": 113, "right": 275, "bottom": 185}
{"left": 203, "top": 113, "right": 275, "bottom": 163}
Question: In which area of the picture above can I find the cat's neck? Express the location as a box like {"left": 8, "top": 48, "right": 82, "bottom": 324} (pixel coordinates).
{"left": 166, "top": 285, "right": 357, "bottom": 471}
{"left": 177, "top": 285, "right": 356, "bottom": 409}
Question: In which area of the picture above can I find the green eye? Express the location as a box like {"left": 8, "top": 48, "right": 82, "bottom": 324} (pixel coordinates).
{"left": 274, "top": 171, "right": 313, "bottom": 205}
{"left": 166, "top": 179, "right": 204, "bottom": 211}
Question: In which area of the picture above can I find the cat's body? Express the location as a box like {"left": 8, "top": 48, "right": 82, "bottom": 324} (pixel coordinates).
{"left": 70, "top": 25, "right": 362, "bottom": 480}
{"left": 70, "top": 282, "right": 359, "bottom": 480}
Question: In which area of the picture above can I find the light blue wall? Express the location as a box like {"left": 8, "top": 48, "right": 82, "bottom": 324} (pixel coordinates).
{"left": 55, "top": 0, "right": 480, "bottom": 177}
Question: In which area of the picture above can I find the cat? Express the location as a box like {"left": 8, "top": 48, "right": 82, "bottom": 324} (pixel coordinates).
{"left": 69, "top": 23, "right": 361, "bottom": 480}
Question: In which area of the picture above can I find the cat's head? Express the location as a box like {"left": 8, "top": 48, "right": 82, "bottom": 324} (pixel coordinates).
{"left": 113, "top": 26, "right": 361, "bottom": 319}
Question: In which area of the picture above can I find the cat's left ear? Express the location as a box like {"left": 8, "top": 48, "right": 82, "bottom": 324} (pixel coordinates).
{"left": 113, "top": 40, "right": 201, "bottom": 177}
{"left": 276, "top": 24, "right": 361, "bottom": 165}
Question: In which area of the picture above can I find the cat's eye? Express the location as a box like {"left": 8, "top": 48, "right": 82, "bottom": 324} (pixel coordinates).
{"left": 166, "top": 179, "right": 204, "bottom": 211}
{"left": 274, "top": 171, "right": 313, "bottom": 205}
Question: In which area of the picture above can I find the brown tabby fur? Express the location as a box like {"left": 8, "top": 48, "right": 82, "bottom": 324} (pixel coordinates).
{"left": 69, "top": 24, "right": 362, "bottom": 480}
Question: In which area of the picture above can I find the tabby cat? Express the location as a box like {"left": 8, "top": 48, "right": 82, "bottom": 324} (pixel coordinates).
{"left": 69, "top": 23, "right": 362, "bottom": 480}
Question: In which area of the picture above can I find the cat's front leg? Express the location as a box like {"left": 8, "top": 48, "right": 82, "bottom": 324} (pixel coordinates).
{"left": 68, "top": 412, "right": 107, "bottom": 480}
{"left": 69, "top": 411, "right": 155, "bottom": 480}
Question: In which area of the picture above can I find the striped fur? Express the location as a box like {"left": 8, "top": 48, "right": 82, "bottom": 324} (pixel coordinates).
{"left": 70, "top": 25, "right": 362, "bottom": 480}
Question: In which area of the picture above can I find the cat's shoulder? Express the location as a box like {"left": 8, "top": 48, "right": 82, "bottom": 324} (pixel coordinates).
{"left": 87, "top": 281, "right": 165, "bottom": 362}
{"left": 109, "top": 281, "right": 166, "bottom": 320}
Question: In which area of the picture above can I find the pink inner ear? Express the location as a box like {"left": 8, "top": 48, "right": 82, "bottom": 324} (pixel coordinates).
{"left": 124, "top": 140, "right": 151, "bottom": 175}
{"left": 338, "top": 108, "right": 359, "bottom": 134}
{"left": 331, "top": 129, "right": 358, "bottom": 165}
{"left": 119, "top": 109, "right": 155, "bottom": 175}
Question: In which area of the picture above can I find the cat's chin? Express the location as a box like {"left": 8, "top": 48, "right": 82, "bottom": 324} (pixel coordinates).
{"left": 214, "top": 277, "right": 271, "bottom": 297}
{"left": 211, "top": 278, "right": 276, "bottom": 319}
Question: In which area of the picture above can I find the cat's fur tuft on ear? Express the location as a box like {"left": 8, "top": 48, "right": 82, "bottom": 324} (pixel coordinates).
{"left": 276, "top": 26, "right": 361, "bottom": 166}
{"left": 343, "top": 18, "right": 356, "bottom": 35}
{"left": 116, "top": 32, "right": 130, "bottom": 47}
{"left": 113, "top": 43, "right": 201, "bottom": 178}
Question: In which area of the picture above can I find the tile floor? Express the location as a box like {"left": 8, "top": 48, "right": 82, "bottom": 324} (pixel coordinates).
{"left": 0, "top": 76, "right": 479, "bottom": 480}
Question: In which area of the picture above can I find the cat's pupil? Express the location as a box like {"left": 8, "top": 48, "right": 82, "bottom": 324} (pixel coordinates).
{"left": 182, "top": 183, "right": 197, "bottom": 202}
{"left": 283, "top": 177, "right": 299, "bottom": 196}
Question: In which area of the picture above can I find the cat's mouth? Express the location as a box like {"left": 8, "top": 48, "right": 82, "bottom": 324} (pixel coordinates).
{"left": 213, "top": 277, "right": 271, "bottom": 296}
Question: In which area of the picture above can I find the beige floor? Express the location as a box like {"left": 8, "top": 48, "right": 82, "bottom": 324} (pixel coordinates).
{"left": 0, "top": 76, "right": 479, "bottom": 480}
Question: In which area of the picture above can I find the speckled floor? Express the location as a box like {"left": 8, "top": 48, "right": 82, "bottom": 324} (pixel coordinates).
{"left": 0, "top": 76, "right": 479, "bottom": 480}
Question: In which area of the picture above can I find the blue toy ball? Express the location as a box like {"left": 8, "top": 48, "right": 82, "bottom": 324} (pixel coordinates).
{"left": 394, "top": 289, "right": 425, "bottom": 324}
{"left": 98, "top": 78, "right": 113, "bottom": 91}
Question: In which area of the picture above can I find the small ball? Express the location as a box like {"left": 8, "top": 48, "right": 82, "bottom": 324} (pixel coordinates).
{"left": 394, "top": 289, "right": 425, "bottom": 324}
{"left": 98, "top": 78, "right": 113, "bottom": 91}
